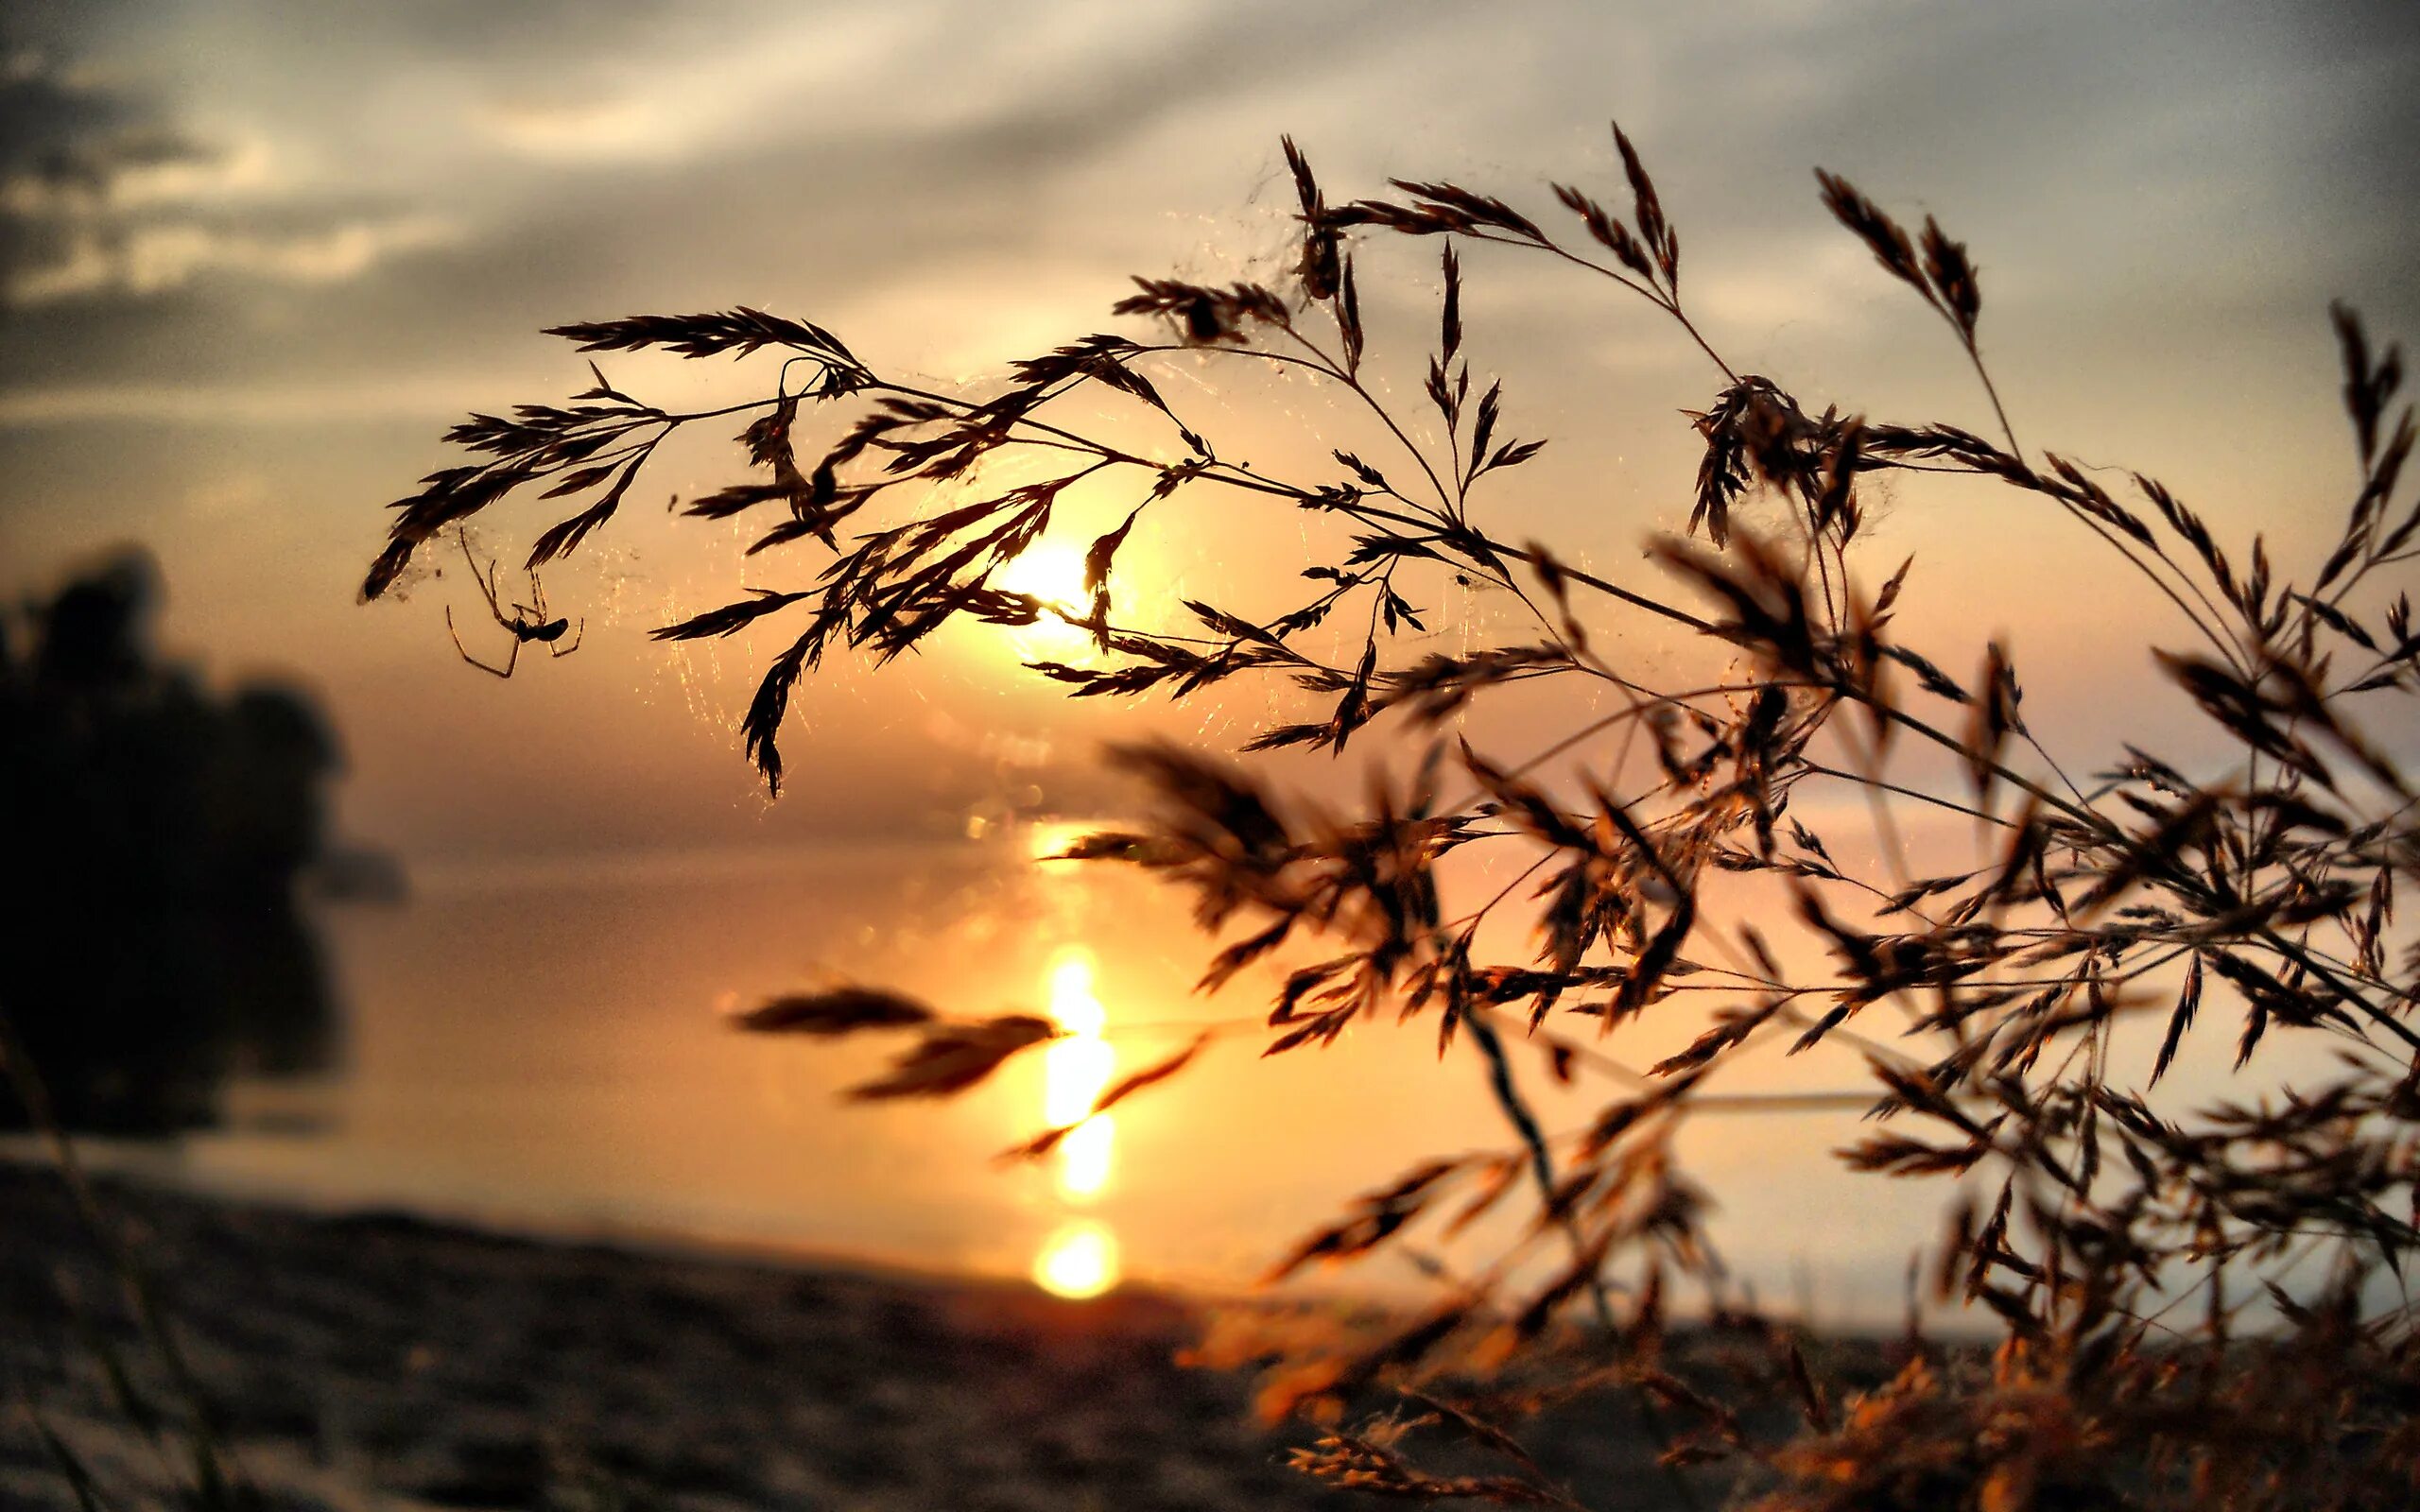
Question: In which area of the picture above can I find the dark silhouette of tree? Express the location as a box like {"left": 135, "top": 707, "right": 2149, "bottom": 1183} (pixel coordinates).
{"left": 2, "top": 548, "right": 341, "bottom": 1132}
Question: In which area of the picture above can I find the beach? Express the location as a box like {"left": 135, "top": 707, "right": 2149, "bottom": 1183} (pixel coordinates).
{"left": 0, "top": 1160, "right": 1360, "bottom": 1510}
{"left": 0, "top": 1161, "right": 1742, "bottom": 1511}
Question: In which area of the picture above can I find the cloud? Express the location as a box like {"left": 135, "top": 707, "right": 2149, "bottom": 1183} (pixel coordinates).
{"left": 0, "top": 0, "right": 1366, "bottom": 395}
{"left": 0, "top": 40, "right": 456, "bottom": 307}
{"left": 9, "top": 211, "right": 458, "bottom": 304}
{"left": 0, "top": 369, "right": 506, "bottom": 426}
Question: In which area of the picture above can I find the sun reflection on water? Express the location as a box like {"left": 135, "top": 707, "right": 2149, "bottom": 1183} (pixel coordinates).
{"left": 1033, "top": 946, "right": 1122, "bottom": 1297}
{"left": 1043, "top": 949, "right": 1115, "bottom": 1202}
{"left": 1032, "top": 1219, "right": 1119, "bottom": 1300}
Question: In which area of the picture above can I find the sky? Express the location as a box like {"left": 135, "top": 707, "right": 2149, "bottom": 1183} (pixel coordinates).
{"left": 4, "top": 0, "right": 2417, "bottom": 864}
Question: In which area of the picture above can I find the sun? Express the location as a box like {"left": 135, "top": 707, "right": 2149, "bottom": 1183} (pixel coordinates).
{"left": 994, "top": 541, "right": 1090, "bottom": 617}
{"left": 993, "top": 542, "right": 1097, "bottom": 659}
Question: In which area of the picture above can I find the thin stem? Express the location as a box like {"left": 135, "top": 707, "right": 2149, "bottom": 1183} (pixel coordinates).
{"left": 1959, "top": 338, "right": 2022, "bottom": 460}
{"left": 1272, "top": 323, "right": 1460, "bottom": 517}
{"left": 1462, "top": 1008, "right": 1705, "bottom": 1512}
{"left": 1794, "top": 759, "right": 2014, "bottom": 828}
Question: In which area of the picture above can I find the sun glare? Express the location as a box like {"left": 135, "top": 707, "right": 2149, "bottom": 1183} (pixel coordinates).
{"left": 994, "top": 542, "right": 1097, "bottom": 660}
{"left": 1026, "top": 818, "right": 1098, "bottom": 864}
{"left": 995, "top": 541, "right": 1090, "bottom": 611}
{"left": 1032, "top": 1220, "right": 1120, "bottom": 1299}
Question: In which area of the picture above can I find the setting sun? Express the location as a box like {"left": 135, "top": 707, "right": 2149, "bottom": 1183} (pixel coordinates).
{"left": 994, "top": 541, "right": 1091, "bottom": 614}
{"left": 994, "top": 542, "right": 1098, "bottom": 660}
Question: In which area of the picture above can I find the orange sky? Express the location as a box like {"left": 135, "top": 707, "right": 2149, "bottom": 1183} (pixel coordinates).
{"left": 3, "top": 0, "right": 2416, "bottom": 863}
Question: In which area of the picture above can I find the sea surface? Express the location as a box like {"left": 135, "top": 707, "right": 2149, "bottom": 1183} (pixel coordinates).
{"left": 63, "top": 829, "right": 1973, "bottom": 1325}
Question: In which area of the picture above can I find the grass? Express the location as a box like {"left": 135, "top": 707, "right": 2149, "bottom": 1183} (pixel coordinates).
{"left": 2, "top": 1009, "right": 260, "bottom": 1512}
{"left": 360, "top": 119, "right": 2420, "bottom": 1507}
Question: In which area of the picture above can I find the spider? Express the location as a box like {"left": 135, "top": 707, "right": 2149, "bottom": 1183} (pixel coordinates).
{"left": 444, "top": 528, "right": 582, "bottom": 679}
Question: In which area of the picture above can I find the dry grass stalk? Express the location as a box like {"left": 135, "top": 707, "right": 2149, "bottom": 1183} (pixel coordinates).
{"left": 368, "top": 120, "right": 2420, "bottom": 1509}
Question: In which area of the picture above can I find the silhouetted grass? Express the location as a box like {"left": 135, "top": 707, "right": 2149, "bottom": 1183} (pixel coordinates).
{"left": 365, "top": 122, "right": 2420, "bottom": 1508}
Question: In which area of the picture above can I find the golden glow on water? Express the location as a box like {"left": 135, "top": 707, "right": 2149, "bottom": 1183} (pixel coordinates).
{"left": 1033, "top": 1219, "right": 1120, "bottom": 1298}
{"left": 1027, "top": 818, "right": 1100, "bottom": 864}
{"left": 1046, "top": 950, "right": 1108, "bottom": 1040}
{"left": 1034, "top": 946, "right": 1122, "bottom": 1294}
{"left": 1056, "top": 1112, "right": 1115, "bottom": 1198}
{"left": 1043, "top": 949, "right": 1115, "bottom": 1200}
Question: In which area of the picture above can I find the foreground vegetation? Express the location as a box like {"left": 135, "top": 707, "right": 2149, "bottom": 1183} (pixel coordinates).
{"left": 364, "top": 123, "right": 2420, "bottom": 1507}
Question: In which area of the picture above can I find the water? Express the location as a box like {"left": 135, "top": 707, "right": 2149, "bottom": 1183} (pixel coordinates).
{"left": 73, "top": 829, "right": 1951, "bottom": 1324}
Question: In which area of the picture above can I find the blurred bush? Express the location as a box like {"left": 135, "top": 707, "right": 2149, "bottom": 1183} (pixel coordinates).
{"left": 1, "top": 547, "right": 341, "bottom": 1132}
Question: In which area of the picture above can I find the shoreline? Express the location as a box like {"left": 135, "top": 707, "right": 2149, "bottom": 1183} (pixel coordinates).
{"left": 2, "top": 1158, "right": 1352, "bottom": 1511}
{"left": 0, "top": 1143, "right": 1100, "bottom": 1305}
{"left": 0, "top": 1160, "right": 1780, "bottom": 1510}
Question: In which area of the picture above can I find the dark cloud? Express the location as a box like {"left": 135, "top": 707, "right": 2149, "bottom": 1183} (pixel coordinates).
{"left": 0, "top": 36, "right": 216, "bottom": 302}
{"left": 0, "top": 0, "right": 1365, "bottom": 395}
{"left": 0, "top": 10, "right": 452, "bottom": 314}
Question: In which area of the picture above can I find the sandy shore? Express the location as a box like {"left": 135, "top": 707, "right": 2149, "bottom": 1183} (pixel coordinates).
{"left": 0, "top": 1160, "right": 1737, "bottom": 1511}
{"left": 0, "top": 1160, "right": 1390, "bottom": 1511}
